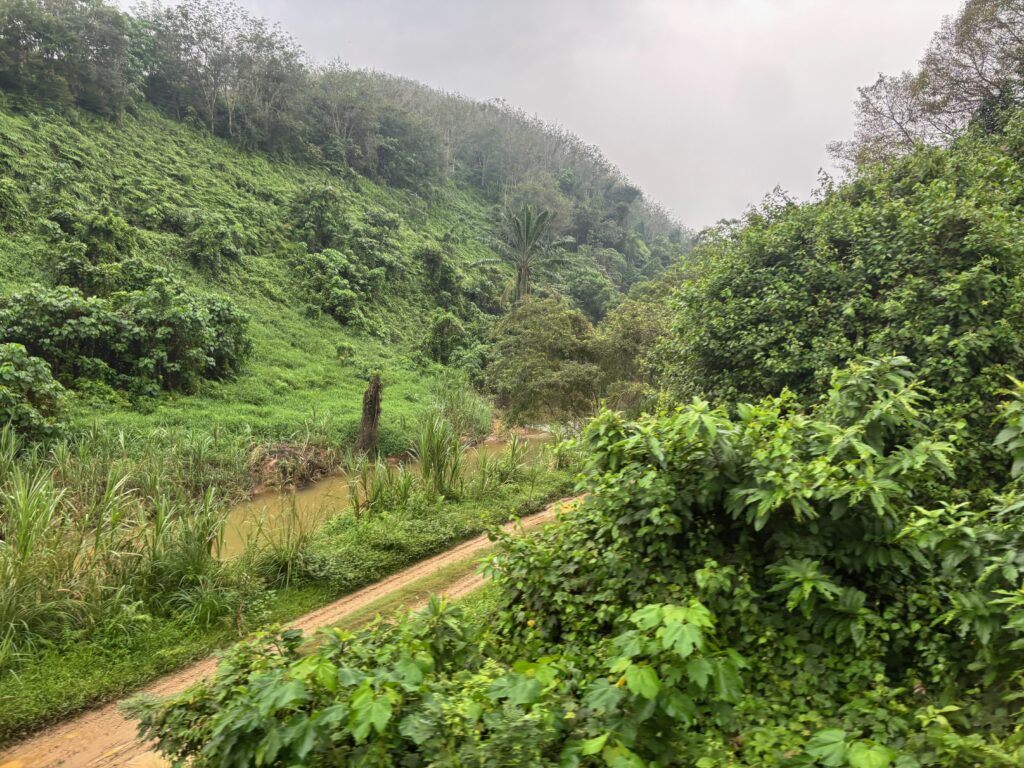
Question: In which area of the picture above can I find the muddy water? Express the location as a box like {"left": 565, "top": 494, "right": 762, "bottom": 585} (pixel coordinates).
{"left": 221, "top": 431, "right": 550, "bottom": 558}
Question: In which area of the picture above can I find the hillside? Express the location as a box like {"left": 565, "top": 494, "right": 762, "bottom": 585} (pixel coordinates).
{"left": 0, "top": 97, "right": 684, "bottom": 454}
{"left": 0, "top": 0, "right": 690, "bottom": 465}
{"left": 1, "top": 102, "right": 480, "bottom": 448}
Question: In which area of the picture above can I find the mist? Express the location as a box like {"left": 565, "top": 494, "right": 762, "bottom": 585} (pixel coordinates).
{"left": 224, "top": 0, "right": 964, "bottom": 227}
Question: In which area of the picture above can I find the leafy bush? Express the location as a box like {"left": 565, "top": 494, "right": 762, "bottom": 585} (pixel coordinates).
{"left": 485, "top": 297, "right": 604, "bottom": 423}
{"left": 486, "top": 358, "right": 1024, "bottom": 763}
{"left": 562, "top": 262, "right": 620, "bottom": 323}
{"left": 54, "top": 248, "right": 171, "bottom": 296}
{"left": 0, "top": 283, "right": 250, "bottom": 391}
{"left": 421, "top": 308, "right": 468, "bottom": 365}
{"left": 184, "top": 213, "right": 245, "bottom": 273}
{"left": 136, "top": 597, "right": 740, "bottom": 767}
{"left": 0, "top": 177, "right": 25, "bottom": 229}
{"left": 290, "top": 185, "right": 348, "bottom": 252}
{"left": 293, "top": 248, "right": 384, "bottom": 326}
{"left": 662, "top": 121, "right": 1024, "bottom": 484}
{"left": 51, "top": 209, "right": 138, "bottom": 261}
{"left": 420, "top": 240, "right": 463, "bottom": 305}
{"left": 0, "top": 344, "right": 65, "bottom": 442}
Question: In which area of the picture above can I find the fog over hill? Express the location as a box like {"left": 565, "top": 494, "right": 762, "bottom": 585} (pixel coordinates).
{"left": 226, "top": 0, "right": 962, "bottom": 226}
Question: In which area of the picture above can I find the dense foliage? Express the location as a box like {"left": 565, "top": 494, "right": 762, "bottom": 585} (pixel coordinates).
{"left": 10, "top": 1, "right": 1024, "bottom": 764}
{"left": 0, "top": 282, "right": 250, "bottom": 393}
{"left": 139, "top": 358, "right": 1024, "bottom": 765}
{"left": 0, "top": 343, "right": 64, "bottom": 441}
{"left": 485, "top": 298, "right": 603, "bottom": 423}
{"left": 0, "top": 0, "right": 684, "bottom": 256}
{"left": 661, "top": 118, "right": 1024, "bottom": 485}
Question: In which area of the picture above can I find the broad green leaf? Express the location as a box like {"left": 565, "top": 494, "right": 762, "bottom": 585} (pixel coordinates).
{"left": 685, "top": 657, "right": 713, "bottom": 689}
{"left": 806, "top": 729, "right": 847, "bottom": 767}
{"left": 847, "top": 742, "right": 896, "bottom": 768}
{"left": 583, "top": 679, "right": 624, "bottom": 712}
{"left": 579, "top": 732, "right": 609, "bottom": 755}
{"left": 488, "top": 674, "right": 543, "bottom": 706}
{"left": 710, "top": 659, "right": 742, "bottom": 703}
{"left": 661, "top": 621, "right": 701, "bottom": 658}
{"left": 630, "top": 603, "right": 663, "bottom": 630}
{"left": 624, "top": 664, "right": 661, "bottom": 699}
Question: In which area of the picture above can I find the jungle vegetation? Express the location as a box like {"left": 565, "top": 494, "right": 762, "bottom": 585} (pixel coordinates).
{"left": 5, "top": 0, "right": 1024, "bottom": 765}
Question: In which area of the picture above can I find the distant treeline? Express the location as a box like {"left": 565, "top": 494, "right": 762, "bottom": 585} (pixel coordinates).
{"left": 0, "top": 0, "right": 685, "bottom": 255}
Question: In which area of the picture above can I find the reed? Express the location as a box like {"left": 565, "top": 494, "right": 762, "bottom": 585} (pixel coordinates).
{"left": 428, "top": 370, "right": 492, "bottom": 440}
{"left": 0, "top": 426, "right": 246, "bottom": 669}
{"left": 412, "top": 415, "right": 466, "bottom": 498}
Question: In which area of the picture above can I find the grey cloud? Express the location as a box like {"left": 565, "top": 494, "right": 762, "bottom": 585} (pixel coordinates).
{"left": 204, "top": 0, "right": 965, "bottom": 227}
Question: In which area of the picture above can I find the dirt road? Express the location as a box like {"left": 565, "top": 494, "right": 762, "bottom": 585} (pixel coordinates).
{"left": 0, "top": 497, "right": 577, "bottom": 768}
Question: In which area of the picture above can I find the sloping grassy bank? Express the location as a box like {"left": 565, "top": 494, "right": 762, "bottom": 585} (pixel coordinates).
{"left": 0, "top": 467, "right": 573, "bottom": 746}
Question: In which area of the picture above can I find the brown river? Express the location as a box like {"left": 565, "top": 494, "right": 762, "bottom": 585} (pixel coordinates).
{"left": 221, "top": 430, "right": 551, "bottom": 558}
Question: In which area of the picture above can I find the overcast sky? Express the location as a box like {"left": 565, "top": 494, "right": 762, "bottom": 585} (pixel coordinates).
{"left": 225, "top": 0, "right": 962, "bottom": 228}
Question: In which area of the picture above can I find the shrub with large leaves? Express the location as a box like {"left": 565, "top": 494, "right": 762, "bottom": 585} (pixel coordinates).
{"left": 0, "top": 343, "right": 65, "bottom": 441}
{"left": 136, "top": 596, "right": 741, "bottom": 767}
{"left": 662, "top": 119, "right": 1024, "bottom": 484}
{"left": 485, "top": 357, "right": 1024, "bottom": 764}
{"left": 0, "top": 283, "right": 250, "bottom": 392}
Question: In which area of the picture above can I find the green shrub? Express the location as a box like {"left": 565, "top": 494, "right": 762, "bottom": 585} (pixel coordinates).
{"left": 185, "top": 213, "right": 245, "bottom": 274}
{"left": 485, "top": 297, "right": 603, "bottom": 423}
{"left": 51, "top": 209, "right": 138, "bottom": 261}
{"left": 289, "top": 185, "right": 348, "bottom": 252}
{"left": 0, "top": 283, "right": 251, "bottom": 391}
{"left": 54, "top": 248, "right": 172, "bottom": 296}
{"left": 292, "top": 248, "right": 384, "bottom": 326}
{"left": 0, "top": 344, "right": 65, "bottom": 442}
{"left": 662, "top": 121, "right": 1024, "bottom": 484}
{"left": 0, "top": 178, "right": 25, "bottom": 229}
{"left": 421, "top": 308, "right": 468, "bottom": 365}
{"left": 136, "top": 597, "right": 738, "bottom": 767}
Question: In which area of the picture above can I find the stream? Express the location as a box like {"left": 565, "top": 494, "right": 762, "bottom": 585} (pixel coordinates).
{"left": 221, "top": 430, "right": 551, "bottom": 558}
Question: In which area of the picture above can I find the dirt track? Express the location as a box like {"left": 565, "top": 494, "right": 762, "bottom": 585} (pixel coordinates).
{"left": 0, "top": 497, "right": 576, "bottom": 768}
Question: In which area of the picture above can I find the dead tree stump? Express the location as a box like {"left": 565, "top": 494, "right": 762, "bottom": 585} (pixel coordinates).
{"left": 355, "top": 373, "right": 382, "bottom": 455}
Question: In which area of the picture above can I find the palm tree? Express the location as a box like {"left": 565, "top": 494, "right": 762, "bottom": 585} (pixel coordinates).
{"left": 489, "top": 204, "right": 572, "bottom": 302}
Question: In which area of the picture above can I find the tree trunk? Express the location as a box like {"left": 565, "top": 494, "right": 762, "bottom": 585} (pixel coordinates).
{"left": 355, "top": 373, "right": 382, "bottom": 455}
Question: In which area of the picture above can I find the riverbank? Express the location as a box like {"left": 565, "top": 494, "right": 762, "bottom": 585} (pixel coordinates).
{"left": 0, "top": 463, "right": 575, "bottom": 746}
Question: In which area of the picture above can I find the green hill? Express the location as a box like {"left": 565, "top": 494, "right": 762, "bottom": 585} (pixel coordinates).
{"left": 0, "top": 0, "right": 690, "bottom": 470}
{"left": 1, "top": 102, "right": 487, "bottom": 448}
{"left": 0, "top": 96, "right": 683, "bottom": 460}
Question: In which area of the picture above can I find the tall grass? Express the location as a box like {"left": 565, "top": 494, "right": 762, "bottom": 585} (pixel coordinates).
{"left": 0, "top": 403, "right": 572, "bottom": 672}
{"left": 347, "top": 458, "right": 415, "bottom": 516}
{"left": 429, "top": 370, "right": 492, "bottom": 441}
{"left": 0, "top": 426, "right": 248, "bottom": 670}
{"left": 413, "top": 415, "right": 466, "bottom": 498}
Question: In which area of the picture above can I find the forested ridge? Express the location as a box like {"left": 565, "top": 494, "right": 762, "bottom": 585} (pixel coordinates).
{"left": 6, "top": 0, "right": 1024, "bottom": 765}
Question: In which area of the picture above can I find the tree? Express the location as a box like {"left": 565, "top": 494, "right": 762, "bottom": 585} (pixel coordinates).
{"left": 493, "top": 204, "right": 572, "bottom": 303}
{"left": 664, "top": 121, "right": 1024, "bottom": 485}
{"left": 485, "top": 297, "right": 602, "bottom": 422}
{"left": 832, "top": 0, "right": 1024, "bottom": 166}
